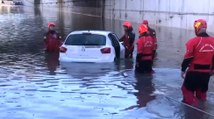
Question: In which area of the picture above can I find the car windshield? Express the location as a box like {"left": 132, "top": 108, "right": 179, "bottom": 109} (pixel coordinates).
{"left": 65, "top": 34, "right": 106, "bottom": 46}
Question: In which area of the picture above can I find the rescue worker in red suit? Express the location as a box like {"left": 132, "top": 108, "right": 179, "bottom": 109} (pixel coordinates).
{"left": 135, "top": 24, "right": 155, "bottom": 73}
{"left": 142, "top": 20, "right": 157, "bottom": 59}
{"left": 44, "top": 22, "right": 62, "bottom": 52}
{"left": 181, "top": 19, "right": 214, "bottom": 106}
{"left": 119, "top": 21, "right": 135, "bottom": 58}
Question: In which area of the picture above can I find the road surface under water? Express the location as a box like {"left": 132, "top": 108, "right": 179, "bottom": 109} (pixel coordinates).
{"left": 0, "top": 5, "right": 214, "bottom": 119}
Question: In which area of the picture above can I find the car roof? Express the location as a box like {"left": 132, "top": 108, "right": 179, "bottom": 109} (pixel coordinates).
{"left": 68, "top": 30, "right": 112, "bottom": 36}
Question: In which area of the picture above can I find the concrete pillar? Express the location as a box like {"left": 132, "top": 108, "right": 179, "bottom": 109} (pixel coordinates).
{"left": 34, "top": 0, "right": 40, "bottom": 4}
{"left": 57, "top": 0, "right": 63, "bottom": 3}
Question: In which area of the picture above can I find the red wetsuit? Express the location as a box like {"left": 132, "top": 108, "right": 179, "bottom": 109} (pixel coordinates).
{"left": 181, "top": 32, "right": 214, "bottom": 105}
{"left": 120, "top": 29, "right": 135, "bottom": 58}
{"left": 44, "top": 30, "right": 62, "bottom": 52}
{"left": 135, "top": 34, "right": 155, "bottom": 73}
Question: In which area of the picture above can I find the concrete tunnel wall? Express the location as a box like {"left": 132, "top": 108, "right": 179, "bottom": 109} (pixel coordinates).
{"left": 37, "top": 0, "right": 214, "bottom": 32}
{"left": 104, "top": 0, "right": 214, "bottom": 32}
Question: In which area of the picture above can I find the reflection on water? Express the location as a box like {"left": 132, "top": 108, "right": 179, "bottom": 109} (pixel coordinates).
{"left": 60, "top": 62, "right": 117, "bottom": 79}
{"left": 123, "top": 73, "right": 156, "bottom": 110}
{"left": 134, "top": 73, "right": 155, "bottom": 108}
{"left": 0, "top": 5, "right": 213, "bottom": 119}
{"left": 45, "top": 53, "right": 59, "bottom": 75}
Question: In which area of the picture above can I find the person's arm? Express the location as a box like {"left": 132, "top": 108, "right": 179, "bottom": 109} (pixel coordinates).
{"left": 152, "top": 37, "right": 157, "bottom": 50}
{"left": 59, "top": 35, "right": 62, "bottom": 40}
{"left": 210, "top": 55, "right": 214, "bottom": 75}
{"left": 43, "top": 32, "right": 49, "bottom": 49}
{"left": 136, "top": 41, "right": 143, "bottom": 62}
{"left": 129, "top": 32, "right": 135, "bottom": 46}
{"left": 152, "top": 30, "right": 156, "bottom": 38}
{"left": 56, "top": 32, "right": 62, "bottom": 40}
{"left": 44, "top": 32, "right": 48, "bottom": 42}
{"left": 136, "top": 53, "right": 143, "bottom": 62}
{"left": 181, "top": 57, "right": 193, "bottom": 72}
{"left": 212, "top": 56, "right": 214, "bottom": 70}
{"left": 153, "top": 30, "right": 157, "bottom": 50}
{"left": 55, "top": 32, "right": 63, "bottom": 46}
{"left": 181, "top": 40, "right": 194, "bottom": 78}
{"left": 149, "top": 28, "right": 156, "bottom": 38}
{"left": 119, "top": 35, "right": 125, "bottom": 42}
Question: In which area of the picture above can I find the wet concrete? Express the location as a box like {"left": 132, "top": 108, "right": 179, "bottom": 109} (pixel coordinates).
{"left": 0, "top": 5, "right": 214, "bottom": 119}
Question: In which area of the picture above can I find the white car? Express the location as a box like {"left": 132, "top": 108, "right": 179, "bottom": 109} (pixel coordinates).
{"left": 59, "top": 30, "right": 125, "bottom": 63}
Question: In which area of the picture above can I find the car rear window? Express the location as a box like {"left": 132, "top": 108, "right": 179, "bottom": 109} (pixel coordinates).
{"left": 65, "top": 34, "right": 106, "bottom": 46}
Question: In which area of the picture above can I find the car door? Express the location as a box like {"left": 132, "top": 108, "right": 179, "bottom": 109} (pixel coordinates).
{"left": 111, "top": 33, "right": 125, "bottom": 52}
{"left": 108, "top": 33, "right": 121, "bottom": 59}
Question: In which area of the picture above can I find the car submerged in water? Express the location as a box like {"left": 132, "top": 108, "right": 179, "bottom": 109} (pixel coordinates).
{"left": 59, "top": 30, "right": 125, "bottom": 63}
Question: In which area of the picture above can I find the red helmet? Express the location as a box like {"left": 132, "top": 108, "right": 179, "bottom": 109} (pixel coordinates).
{"left": 123, "top": 21, "right": 132, "bottom": 28}
{"left": 194, "top": 19, "right": 207, "bottom": 32}
{"left": 142, "top": 20, "right": 149, "bottom": 25}
{"left": 48, "top": 22, "right": 55, "bottom": 28}
{"left": 138, "top": 24, "right": 148, "bottom": 34}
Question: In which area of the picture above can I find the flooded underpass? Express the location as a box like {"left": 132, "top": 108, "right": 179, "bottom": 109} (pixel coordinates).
{"left": 0, "top": 5, "right": 214, "bottom": 119}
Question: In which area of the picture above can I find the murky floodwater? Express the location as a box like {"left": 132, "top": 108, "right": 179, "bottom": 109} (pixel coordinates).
{"left": 0, "top": 5, "right": 214, "bottom": 119}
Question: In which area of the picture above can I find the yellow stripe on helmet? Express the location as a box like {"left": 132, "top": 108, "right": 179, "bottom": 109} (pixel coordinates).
{"left": 194, "top": 22, "right": 201, "bottom": 29}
